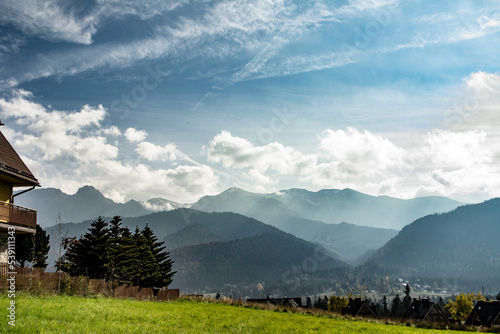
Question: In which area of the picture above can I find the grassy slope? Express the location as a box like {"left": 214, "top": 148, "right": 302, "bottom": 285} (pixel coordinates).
{"left": 0, "top": 294, "right": 466, "bottom": 334}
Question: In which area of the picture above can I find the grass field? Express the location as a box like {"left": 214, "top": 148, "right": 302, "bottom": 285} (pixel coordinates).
{"left": 0, "top": 294, "right": 470, "bottom": 333}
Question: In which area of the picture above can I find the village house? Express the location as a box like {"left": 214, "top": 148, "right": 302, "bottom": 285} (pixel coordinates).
{"left": 405, "top": 298, "right": 450, "bottom": 323}
{"left": 0, "top": 122, "right": 40, "bottom": 265}
{"left": 342, "top": 298, "right": 379, "bottom": 319}
{"left": 465, "top": 300, "right": 500, "bottom": 328}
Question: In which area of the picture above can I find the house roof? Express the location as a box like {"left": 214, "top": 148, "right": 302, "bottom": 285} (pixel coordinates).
{"left": 342, "top": 298, "right": 378, "bottom": 319}
{"left": 0, "top": 130, "right": 40, "bottom": 187}
{"left": 406, "top": 299, "right": 449, "bottom": 323}
{"left": 465, "top": 301, "right": 500, "bottom": 327}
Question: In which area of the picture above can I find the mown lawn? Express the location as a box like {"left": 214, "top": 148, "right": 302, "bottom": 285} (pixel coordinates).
{"left": 0, "top": 294, "right": 467, "bottom": 333}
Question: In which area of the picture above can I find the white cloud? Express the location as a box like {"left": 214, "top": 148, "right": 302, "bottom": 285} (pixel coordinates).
{"left": 319, "top": 127, "right": 406, "bottom": 175}
{"left": 124, "top": 127, "right": 148, "bottom": 143}
{"left": 205, "top": 125, "right": 500, "bottom": 203}
{"left": 102, "top": 126, "right": 121, "bottom": 137}
{"left": 136, "top": 141, "right": 178, "bottom": 162}
{"left": 0, "top": 91, "right": 218, "bottom": 203}
{"left": 207, "top": 130, "right": 316, "bottom": 177}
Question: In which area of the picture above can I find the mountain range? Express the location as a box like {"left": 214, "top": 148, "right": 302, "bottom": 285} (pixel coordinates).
{"left": 22, "top": 185, "right": 498, "bottom": 294}
{"left": 192, "top": 187, "right": 462, "bottom": 230}
{"left": 190, "top": 187, "right": 462, "bottom": 260}
{"left": 20, "top": 185, "right": 464, "bottom": 263}
{"left": 15, "top": 185, "right": 183, "bottom": 228}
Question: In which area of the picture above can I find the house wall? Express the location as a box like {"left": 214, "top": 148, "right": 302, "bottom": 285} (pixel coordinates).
{"left": 0, "top": 180, "right": 12, "bottom": 203}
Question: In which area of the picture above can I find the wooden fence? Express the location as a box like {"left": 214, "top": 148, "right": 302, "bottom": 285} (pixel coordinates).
{"left": 0, "top": 265, "right": 179, "bottom": 300}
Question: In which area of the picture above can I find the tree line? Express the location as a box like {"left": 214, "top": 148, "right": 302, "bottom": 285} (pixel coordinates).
{"left": 57, "top": 216, "right": 175, "bottom": 289}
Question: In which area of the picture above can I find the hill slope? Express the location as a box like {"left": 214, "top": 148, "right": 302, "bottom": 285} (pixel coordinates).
{"left": 365, "top": 198, "right": 500, "bottom": 284}
{"left": 170, "top": 230, "right": 348, "bottom": 292}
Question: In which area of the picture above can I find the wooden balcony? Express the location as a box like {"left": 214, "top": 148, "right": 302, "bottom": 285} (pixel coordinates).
{"left": 0, "top": 201, "right": 37, "bottom": 232}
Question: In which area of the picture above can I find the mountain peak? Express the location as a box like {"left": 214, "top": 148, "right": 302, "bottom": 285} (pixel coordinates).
{"left": 75, "top": 185, "right": 105, "bottom": 197}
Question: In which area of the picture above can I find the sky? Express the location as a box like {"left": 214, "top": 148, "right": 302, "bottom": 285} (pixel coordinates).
{"left": 1, "top": 0, "right": 500, "bottom": 204}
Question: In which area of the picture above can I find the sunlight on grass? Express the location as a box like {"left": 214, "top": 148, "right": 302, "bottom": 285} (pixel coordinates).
{"left": 0, "top": 294, "right": 467, "bottom": 333}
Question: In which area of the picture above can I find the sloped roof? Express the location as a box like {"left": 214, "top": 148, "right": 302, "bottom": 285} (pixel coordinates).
{"left": 0, "top": 130, "right": 40, "bottom": 187}
{"left": 406, "top": 299, "right": 449, "bottom": 323}
{"left": 342, "top": 298, "right": 379, "bottom": 319}
{"left": 465, "top": 301, "right": 500, "bottom": 327}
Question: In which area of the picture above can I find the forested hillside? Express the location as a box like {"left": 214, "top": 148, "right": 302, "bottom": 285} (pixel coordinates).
{"left": 365, "top": 198, "right": 500, "bottom": 289}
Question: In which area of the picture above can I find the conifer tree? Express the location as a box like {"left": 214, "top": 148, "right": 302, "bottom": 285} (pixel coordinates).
{"left": 15, "top": 225, "right": 50, "bottom": 268}
{"left": 33, "top": 225, "right": 50, "bottom": 268}
{"left": 402, "top": 284, "right": 412, "bottom": 313}
{"left": 130, "top": 227, "right": 160, "bottom": 287}
{"left": 64, "top": 217, "right": 110, "bottom": 279}
{"left": 107, "top": 216, "right": 125, "bottom": 287}
{"left": 141, "top": 224, "right": 175, "bottom": 288}
{"left": 391, "top": 294, "right": 403, "bottom": 318}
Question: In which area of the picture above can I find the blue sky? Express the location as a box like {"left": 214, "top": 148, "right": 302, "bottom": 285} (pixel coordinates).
{"left": 1, "top": 0, "right": 500, "bottom": 203}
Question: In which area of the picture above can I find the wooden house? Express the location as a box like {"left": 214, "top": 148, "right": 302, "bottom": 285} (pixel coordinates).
{"left": 405, "top": 299, "right": 449, "bottom": 323}
{"left": 0, "top": 125, "right": 40, "bottom": 263}
{"left": 342, "top": 298, "right": 378, "bottom": 319}
{"left": 465, "top": 300, "right": 500, "bottom": 328}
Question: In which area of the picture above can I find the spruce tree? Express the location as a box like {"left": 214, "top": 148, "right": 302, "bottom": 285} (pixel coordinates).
{"left": 391, "top": 294, "right": 403, "bottom": 318}
{"left": 141, "top": 224, "right": 175, "bottom": 288}
{"left": 402, "top": 284, "right": 412, "bottom": 313}
{"left": 33, "top": 225, "right": 50, "bottom": 268}
{"left": 15, "top": 225, "right": 50, "bottom": 268}
{"left": 130, "top": 227, "right": 159, "bottom": 287}
{"left": 107, "top": 216, "right": 125, "bottom": 287}
{"left": 64, "top": 217, "right": 110, "bottom": 279}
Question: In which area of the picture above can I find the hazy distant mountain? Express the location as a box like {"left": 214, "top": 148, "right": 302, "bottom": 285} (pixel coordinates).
{"left": 192, "top": 187, "right": 300, "bottom": 222}
{"left": 170, "top": 230, "right": 348, "bottom": 292}
{"left": 190, "top": 187, "right": 462, "bottom": 261}
{"left": 193, "top": 187, "right": 463, "bottom": 230}
{"left": 268, "top": 214, "right": 398, "bottom": 262}
{"left": 364, "top": 198, "right": 500, "bottom": 287}
{"left": 15, "top": 186, "right": 178, "bottom": 227}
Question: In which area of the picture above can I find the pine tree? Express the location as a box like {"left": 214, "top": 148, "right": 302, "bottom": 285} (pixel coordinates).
{"left": 133, "top": 229, "right": 160, "bottom": 287}
{"left": 141, "top": 224, "right": 175, "bottom": 288}
{"left": 16, "top": 234, "right": 33, "bottom": 267}
{"left": 113, "top": 226, "right": 139, "bottom": 285}
{"left": 15, "top": 225, "right": 50, "bottom": 268}
{"left": 382, "top": 295, "right": 389, "bottom": 317}
{"left": 107, "top": 216, "right": 125, "bottom": 288}
{"left": 391, "top": 294, "right": 403, "bottom": 318}
{"left": 33, "top": 225, "right": 50, "bottom": 268}
{"left": 402, "top": 284, "right": 412, "bottom": 313}
{"left": 64, "top": 217, "right": 110, "bottom": 279}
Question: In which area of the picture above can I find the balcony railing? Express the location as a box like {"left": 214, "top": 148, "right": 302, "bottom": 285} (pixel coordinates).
{"left": 0, "top": 201, "right": 37, "bottom": 230}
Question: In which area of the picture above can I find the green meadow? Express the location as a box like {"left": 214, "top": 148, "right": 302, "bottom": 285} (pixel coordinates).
{"left": 0, "top": 294, "right": 468, "bottom": 333}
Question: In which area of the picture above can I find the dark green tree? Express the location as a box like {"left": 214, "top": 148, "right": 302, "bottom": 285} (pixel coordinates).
{"left": 391, "top": 294, "right": 403, "bottom": 318}
{"left": 33, "top": 225, "right": 50, "bottom": 268}
{"left": 63, "top": 217, "right": 110, "bottom": 279}
{"left": 107, "top": 216, "right": 125, "bottom": 286}
{"left": 16, "top": 234, "right": 34, "bottom": 268}
{"left": 131, "top": 227, "right": 159, "bottom": 287}
{"left": 15, "top": 225, "right": 50, "bottom": 268}
{"left": 381, "top": 295, "right": 389, "bottom": 317}
{"left": 496, "top": 292, "right": 500, "bottom": 301}
{"left": 402, "top": 284, "right": 412, "bottom": 313}
{"left": 141, "top": 224, "right": 175, "bottom": 288}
